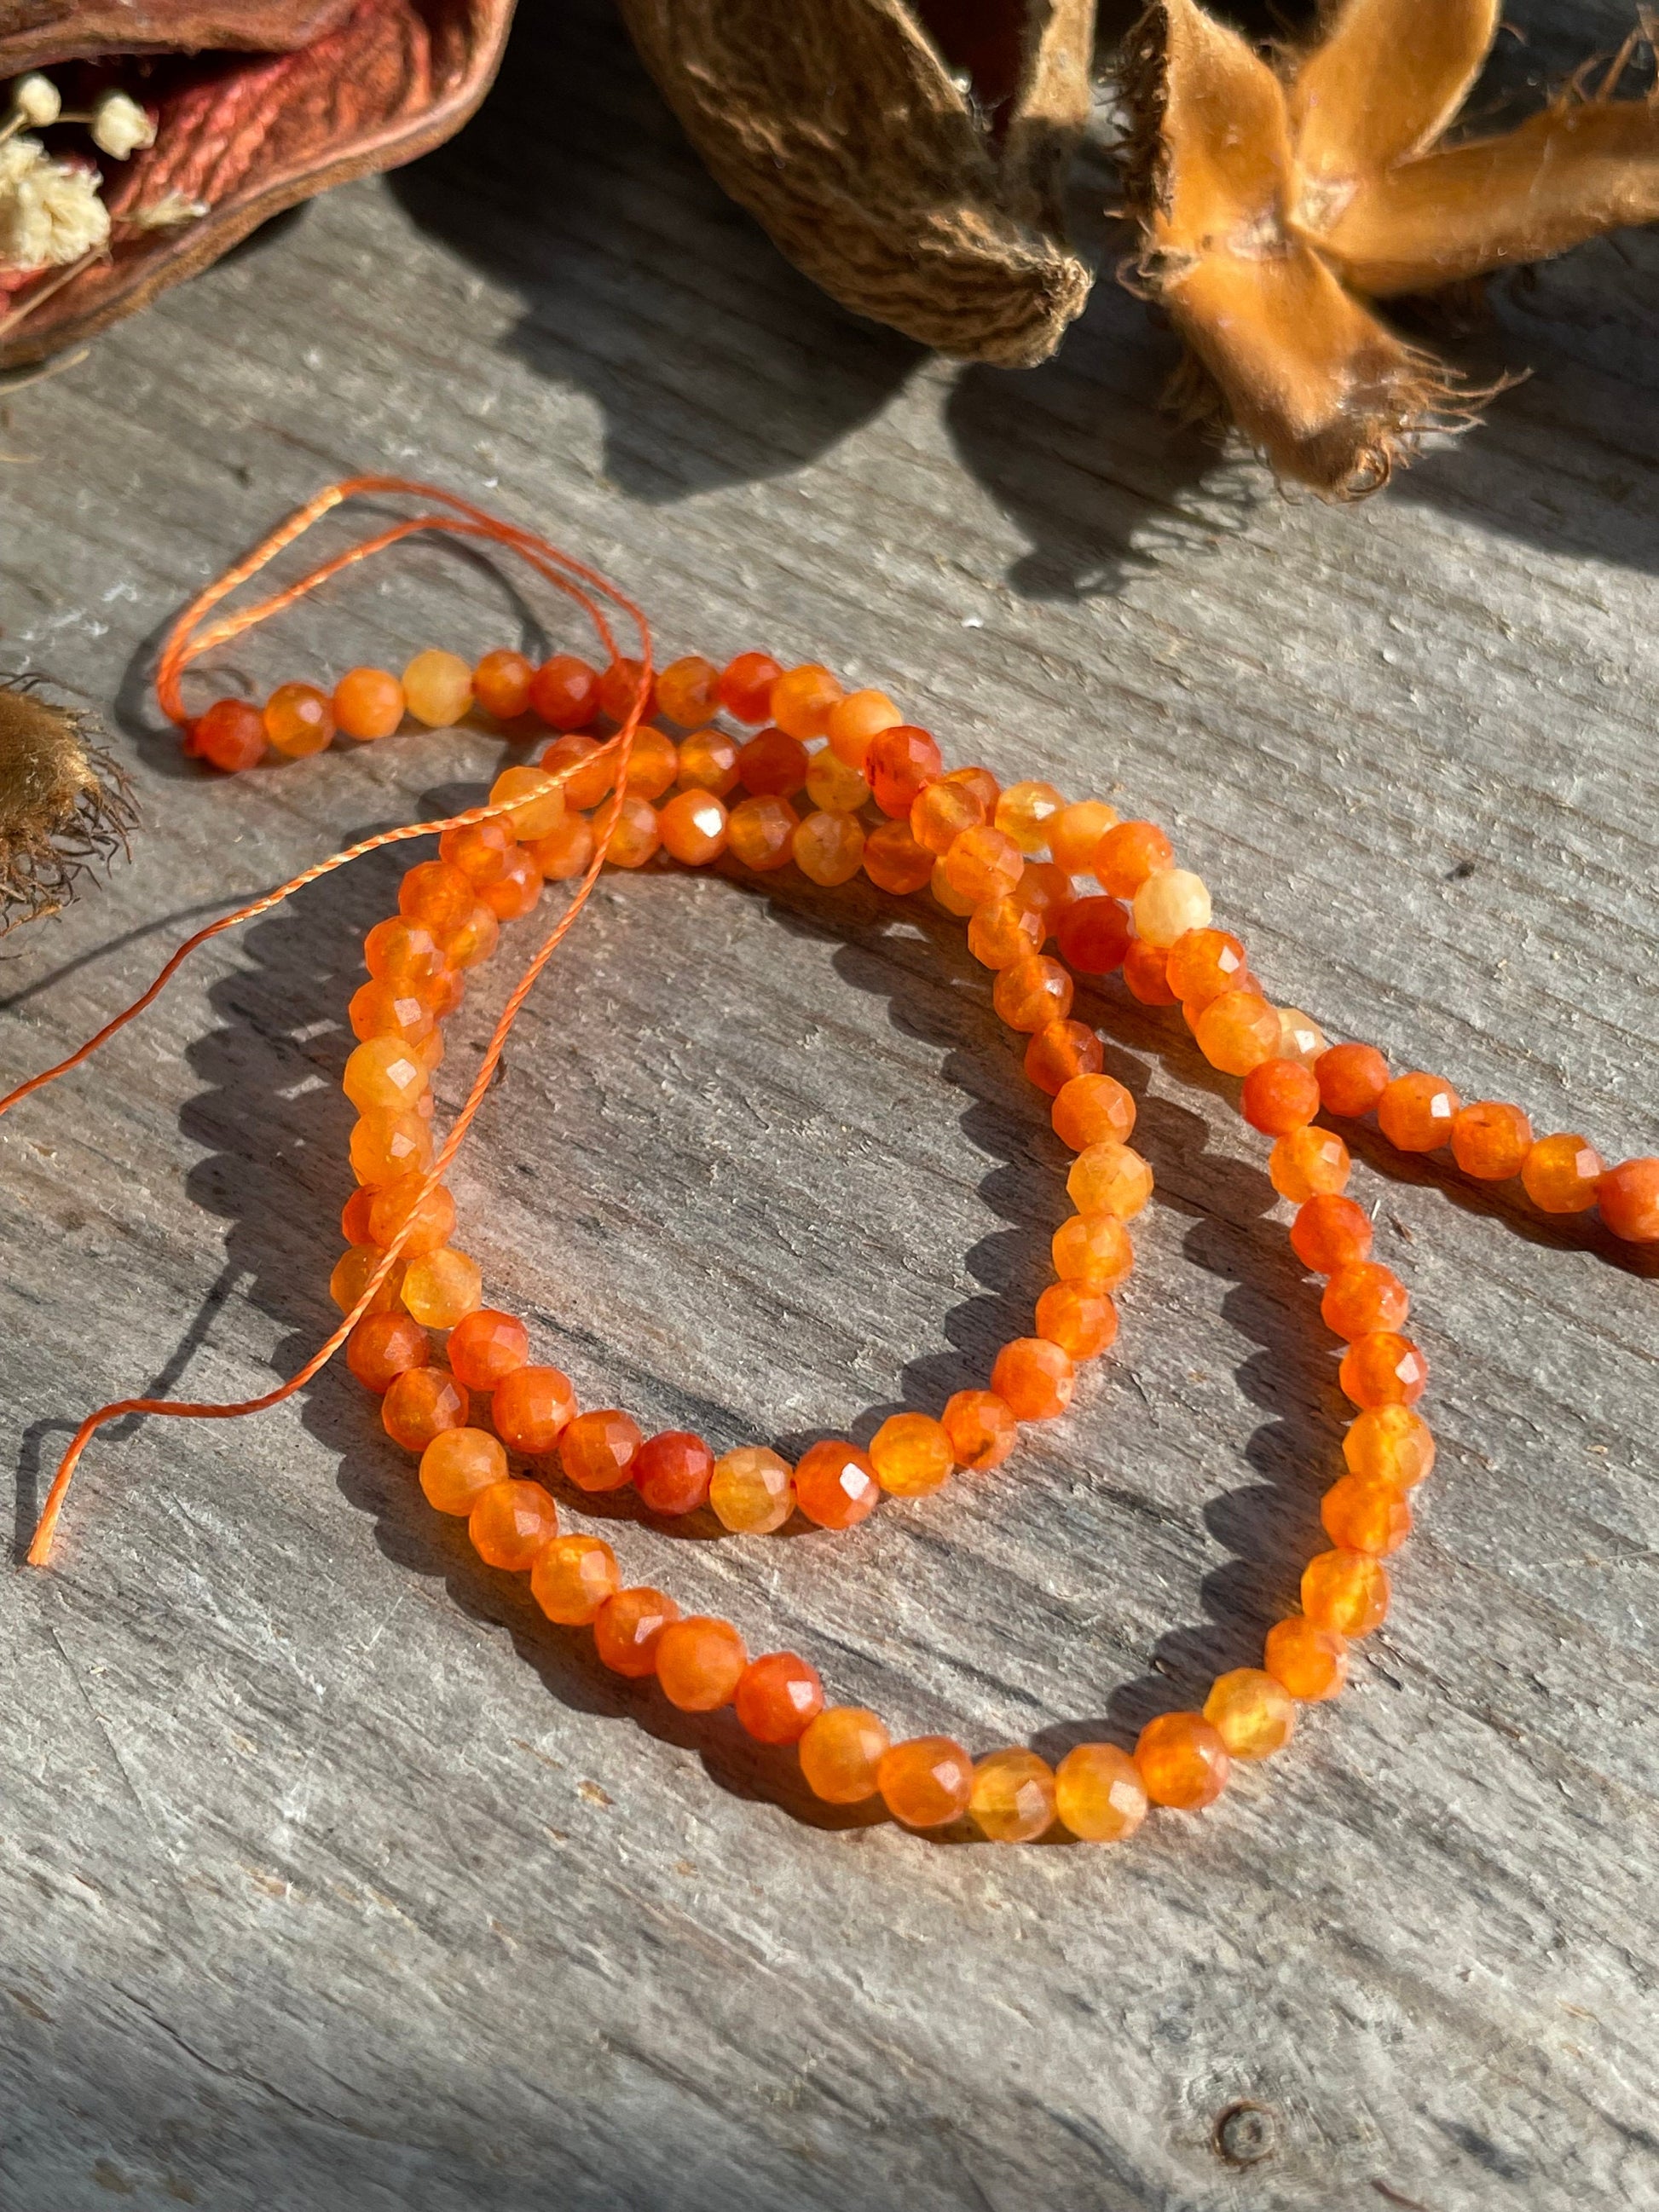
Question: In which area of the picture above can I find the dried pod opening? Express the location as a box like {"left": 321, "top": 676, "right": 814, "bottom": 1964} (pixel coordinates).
{"left": 910, "top": 0, "right": 1030, "bottom": 131}
{"left": 0, "top": 681, "right": 136, "bottom": 927}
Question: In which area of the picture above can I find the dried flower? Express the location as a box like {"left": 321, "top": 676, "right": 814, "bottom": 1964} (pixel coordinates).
{"left": 9, "top": 74, "right": 61, "bottom": 130}
{"left": 0, "top": 682, "right": 136, "bottom": 932}
{"left": 90, "top": 90, "right": 157, "bottom": 161}
{"left": 123, "top": 190, "right": 210, "bottom": 231}
{"left": 0, "top": 136, "right": 110, "bottom": 273}
{"left": 1124, "top": 0, "right": 1659, "bottom": 496}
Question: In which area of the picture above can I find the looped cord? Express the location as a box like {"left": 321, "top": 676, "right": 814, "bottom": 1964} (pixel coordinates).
{"left": 10, "top": 476, "right": 653, "bottom": 1564}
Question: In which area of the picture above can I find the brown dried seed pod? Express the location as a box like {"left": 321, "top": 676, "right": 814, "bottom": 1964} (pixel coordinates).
{"left": 0, "top": 681, "right": 136, "bottom": 930}
{"left": 615, "top": 0, "right": 1096, "bottom": 367}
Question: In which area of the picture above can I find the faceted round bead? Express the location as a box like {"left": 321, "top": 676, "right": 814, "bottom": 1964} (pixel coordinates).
{"left": 1277, "top": 1008, "right": 1328, "bottom": 1067}
{"left": 633, "top": 1430, "right": 715, "bottom": 1516}
{"left": 1121, "top": 939, "right": 1177, "bottom": 1005}
{"left": 1166, "top": 927, "right": 1247, "bottom": 1009}
{"left": 1339, "top": 1331, "right": 1428, "bottom": 1408}
{"left": 726, "top": 794, "right": 799, "bottom": 871}
{"left": 1344, "top": 1404, "right": 1435, "bottom": 1490}
{"left": 655, "top": 654, "right": 720, "bottom": 729}
{"left": 1321, "top": 1262, "right": 1409, "bottom": 1341}
{"left": 949, "top": 767, "right": 1003, "bottom": 812}
{"left": 531, "top": 1533, "right": 621, "bottom": 1626}
{"left": 1055, "top": 1743, "right": 1147, "bottom": 1842}
{"left": 1195, "top": 990, "right": 1281, "bottom": 1076}
{"left": 440, "top": 901, "right": 500, "bottom": 969}
{"left": 1067, "top": 1141, "right": 1153, "bottom": 1221}
{"left": 350, "top": 1110, "right": 433, "bottom": 1188}
{"left": 861, "top": 819, "right": 934, "bottom": 894}
{"left": 529, "top": 654, "right": 600, "bottom": 731}
{"left": 1095, "top": 820, "right": 1173, "bottom": 897}
{"left": 993, "top": 955, "right": 1073, "bottom": 1034}
{"left": 1204, "top": 1669, "right": 1295, "bottom": 1760}
{"left": 346, "top": 1309, "right": 426, "bottom": 1392}
{"left": 1009, "top": 860, "right": 1072, "bottom": 928}
{"left": 870, "top": 1412, "right": 952, "bottom": 1498}
{"left": 438, "top": 817, "right": 512, "bottom": 886}
{"left": 769, "top": 662, "right": 842, "bottom": 741}
{"left": 446, "top": 1308, "right": 529, "bottom": 1392}
{"left": 489, "top": 764, "right": 566, "bottom": 841}
{"left": 1521, "top": 1131, "right": 1605, "bottom": 1213}
{"left": 941, "top": 1389, "right": 1017, "bottom": 1472}
{"left": 1321, "top": 1471, "right": 1413, "bottom": 1555}
{"left": 402, "top": 1248, "right": 483, "bottom": 1329}
{"left": 529, "top": 814, "right": 594, "bottom": 883}
{"left": 734, "top": 1652, "right": 824, "bottom": 1743}
{"left": 805, "top": 748, "right": 870, "bottom": 813}
{"left": 1316, "top": 1042, "right": 1390, "bottom": 1118}
{"left": 795, "top": 1440, "right": 881, "bottom": 1528}
{"left": 1263, "top": 1616, "right": 1349, "bottom": 1701}
{"left": 1049, "top": 799, "right": 1119, "bottom": 875}
{"left": 1269, "top": 1125, "right": 1351, "bottom": 1203}
{"left": 799, "top": 1706, "right": 890, "bottom": 1802}
{"left": 593, "top": 1586, "right": 679, "bottom": 1677}
{"left": 1024, "top": 1019, "right": 1103, "bottom": 1097}
{"left": 1052, "top": 1072, "right": 1136, "bottom": 1152}
{"left": 970, "top": 1749, "right": 1057, "bottom": 1843}
{"left": 1052, "top": 1211, "right": 1134, "bottom": 1291}
{"left": 1291, "top": 1193, "right": 1374, "bottom": 1274}
{"left": 1598, "top": 1158, "right": 1659, "bottom": 1243}
{"left": 968, "top": 897, "right": 1044, "bottom": 970}
{"left": 402, "top": 650, "right": 473, "bottom": 728}
{"left": 910, "top": 779, "right": 985, "bottom": 857}
{"left": 468, "top": 1478, "right": 558, "bottom": 1572}
{"left": 1034, "top": 1283, "right": 1119, "bottom": 1361}
{"left": 560, "top": 1409, "right": 644, "bottom": 1493}
{"left": 878, "top": 1736, "right": 974, "bottom": 1828}
{"left": 940, "top": 823, "right": 1023, "bottom": 906}
{"left": 1054, "top": 894, "right": 1131, "bottom": 975}
{"left": 622, "top": 726, "right": 680, "bottom": 801}
{"left": 419, "top": 1427, "right": 508, "bottom": 1515}
{"left": 676, "top": 726, "right": 740, "bottom": 794}
{"left": 994, "top": 779, "right": 1064, "bottom": 856}
{"left": 931, "top": 860, "right": 975, "bottom": 918}
{"left": 480, "top": 846, "right": 542, "bottom": 921}
{"left": 598, "top": 656, "right": 655, "bottom": 724}
{"left": 344, "top": 1035, "right": 428, "bottom": 1115}
{"left": 541, "top": 732, "right": 613, "bottom": 808}
{"left": 382, "top": 1365, "right": 469, "bottom": 1453}
{"left": 1303, "top": 1548, "right": 1390, "bottom": 1637}
{"left": 331, "top": 1248, "right": 407, "bottom": 1319}
{"left": 471, "top": 649, "right": 535, "bottom": 722}
{"left": 364, "top": 916, "right": 447, "bottom": 990}
{"left": 263, "top": 681, "right": 334, "bottom": 758}
{"left": 192, "top": 697, "right": 266, "bottom": 771}
{"left": 710, "top": 1447, "right": 795, "bottom": 1533}
{"left": 718, "top": 651, "right": 785, "bottom": 724}
{"left": 491, "top": 1365, "right": 575, "bottom": 1455}
{"left": 1242, "top": 1058, "right": 1321, "bottom": 1136}
{"left": 1378, "top": 1070, "right": 1461, "bottom": 1152}
{"left": 793, "top": 810, "right": 865, "bottom": 887}
{"left": 1132, "top": 867, "right": 1211, "bottom": 950}
{"left": 991, "top": 1337, "right": 1074, "bottom": 1421}
{"left": 824, "top": 688, "right": 902, "bottom": 771}
{"left": 658, "top": 788, "right": 729, "bottom": 866}
{"left": 736, "top": 725, "right": 809, "bottom": 796}
{"left": 656, "top": 1616, "right": 747, "bottom": 1712}
{"left": 341, "top": 1186, "right": 379, "bottom": 1245}
{"left": 868, "top": 725, "right": 944, "bottom": 817}
{"left": 604, "top": 794, "right": 662, "bottom": 869}
{"left": 1134, "top": 1712, "right": 1229, "bottom": 1809}
{"left": 333, "top": 666, "right": 404, "bottom": 741}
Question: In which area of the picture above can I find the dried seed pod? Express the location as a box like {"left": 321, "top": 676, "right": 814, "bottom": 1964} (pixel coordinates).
{"left": 0, "top": 680, "right": 136, "bottom": 928}
{"left": 1122, "top": 0, "right": 1659, "bottom": 497}
{"left": 616, "top": 0, "right": 1095, "bottom": 366}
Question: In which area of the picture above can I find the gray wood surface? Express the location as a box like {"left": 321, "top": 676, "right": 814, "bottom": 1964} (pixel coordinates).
{"left": 3, "top": 3, "right": 1657, "bottom": 2206}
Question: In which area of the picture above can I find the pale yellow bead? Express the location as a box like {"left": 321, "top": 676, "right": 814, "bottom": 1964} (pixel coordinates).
{"left": 709, "top": 1447, "right": 795, "bottom": 1533}
{"left": 994, "top": 779, "right": 1065, "bottom": 856}
{"left": 1277, "top": 1007, "right": 1328, "bottom": 1067}
{"left": 804, "top": 748, "right": 870, "bottom": 813}
{"left": 402, "top": 649, "right": 474, "bottom": 728}
{"left": 1131, "top": 867, "right": 1212, "bottom": 950}
{"left": 402, "top": 1247, "right": 483, "bottom": 1328}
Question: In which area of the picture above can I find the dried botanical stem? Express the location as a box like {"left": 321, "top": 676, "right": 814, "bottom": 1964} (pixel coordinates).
{"left": 0, "top": 683, "right": 137, "bottom": 929}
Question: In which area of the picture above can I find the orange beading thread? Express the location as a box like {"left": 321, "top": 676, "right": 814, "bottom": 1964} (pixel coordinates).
{"left": 10, "top": 476, "right": 653, "bottom": 1565}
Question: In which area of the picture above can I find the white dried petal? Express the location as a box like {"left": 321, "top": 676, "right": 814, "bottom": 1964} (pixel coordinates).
{"left": 0, "top": 137, "right": 111, "bottom": 271}
{"left": 90, "top": 90, "right": 156, "bottom": 162}
{"left": 11, "top": 75, "right": 62, "bottom": 129}
{"left": 125, "top": 190, "right": 209, "bottom": 230}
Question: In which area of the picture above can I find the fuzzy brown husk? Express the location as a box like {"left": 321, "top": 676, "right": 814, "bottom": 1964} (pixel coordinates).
{"left": 0, "top": 684, "right": 136, "bottom": 929}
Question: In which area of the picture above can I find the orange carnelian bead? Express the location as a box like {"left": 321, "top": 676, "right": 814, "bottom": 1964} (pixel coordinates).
{"left": 676, "top": 726, "right": 740, "bottom": 794}
{"left": 1133, "top": 867, "right": 1211, "bottom": 950}
{"left": 910, "top": 779, "right": 986, "bottom": 856}
{"left": 994, "top": 780, "right": 1064, "bottom": 856}
{"left": 1344, "top": 1403, "right": 1435, "bottom": 1488}
{"left": 868, "top": 725, "right": 943, "bottom": 817}
{"left": 1009, "top": 858, "right": 1072, "bottom": 926}
{"left": 1520, "top": 1130, "right": 1604, "bottom": 1212}
{"left": 658, "top": 788, "right": 729, "bottom": 866}
{"left": 795, "top": 1440, "right": 881, "bottom": 1528}
{"left": 633, "top": 1430, "right": 714, "bottom": 1516}
{"left": 1054, "top": 894, "right": 1131, "bottom": 975}
{"left": 727, "top": 794, "right": 799, "bottom": 870}
{"left": 349, "top": 980, "right": 434, "bottom": 1046}
{"left": 1052, "top": 1071, "right": 1136, "bottom": 1151}
{"left": 401, "top": 650, "right": 472, "bottom": 728}
{"left": 656, "top": 1616, "right": 747, "bottom": 1711}
{"left": 622, "top": 726, "right": 679, "bottom": 801}
{"left": 470, "top": 1478, "right": 559, "bottom": 1572}
{"left": 419, "top": 1426, "right": 507, "bottom": 1515}
{"left": 350, "top": 1110, "right": 432, "bottom": 1188}
{"left": 1095, "top": 820, "right": 1172, "bottom": 897}
{"left": 437, "top": 900, "right": 499, "bottom": 970}
{"left": 1203, "top": 1668, "right": 1296, "bottom": 1759}
{"left": 446, "top": 1308, "right": 529, "bottom": 1392}
{"left": 735, "top": 1652, "right": 825, "bottom": 1743}
{"left": 559, "top": 1409, "right": 644, "bottom": 1492}
{"left": 1598, "top": 1158, "right": 1659, "bottom": 1243}
{"left": 341, "top": 1186, "right": 378, "bottom": 1245}
{"left": 940, "top": 823, "right": 1023, "bottom": 906}
{"left": 1025, "top": 1018, "right": 1103, "bottom": 1096}
{"left": 1034, "top": 1283, "right": 1119, "bottom": 1360}
{"left": 540, "top": 732, "right": 613, "bottom": 807}
{"left": 824, "top": 688, "right": 902, "bottom": 771}
{"left": 736, "top": 725, "right": 808, "bottom": 797}
{"left": 1049, "top": 799, "right": 1119, "bottom": 875}
{"left": 870, "top": 1412, "right": 952, "bottom": 1498}
{"left": 970, "top": 1749, "right": 1057, "bottom": 1842}
{"left": 1241, "top": 1057, "right": 1321, "bottom": 1136}
{"left": 1321, "top": 1471, "right": 1413, "bottom": 1555}
{"left": 529, "top": 654, "right": 600, "bottom": 731}
{"left": 793, "top": 810, "right": 865, "bottom": 887}
{"left": 426, "top": 967, "right": 465, "bottom": 1019}
{"left": 718, "top": 650, "right": 785, "bottom": 724}
{"left": 1055, "top": 1744, "right": 1147, "bottom": 1842}
{"left": 598, "top": 656, "right": 654, "bottom": 724}
{"left": 1135, "top": 1712, "right": 1229, "bottom": 1808}
{"left": 992, "top": 954, "right": 1072, "bottom": 1033}
{"left": 345, "top": 1308, "right": 425, "bottom": 1391}
{"left": 480, "top": 846, "right": 542, "bottom": 921}
{"left": 594, "top": 1586, "right": 680, "bottom": 1677}
{"left": 1067, "top": 1140, "right": 1153, "bottom": 1220}
{"left": 343, "top": 1036, "right": 427, "bottom": 1115}
{"left": 1122, "top": 938, "right": 1177, "bottom": 1004}
{"left": 604, "top": 794, "right": 662, "bottom": 869}
{"left": 192, "top": 697, "right": 267, "bottom": 771}
{"left": 1315, "top": 1042, "right": 1390, "bottom": 1118}
{"left": 861, "top": 819, "right": 934, "bottom": 894}
{"left": 489, "top": 763, "right": 566, "bottom": 841}
{"left": 945, "top": 765, "right": 1000, "bottom": 814}
{"left": 1278, "top": 1008, "right": 1327, "bottom": 1066}
{"left": 1339, "top": 1331, "right": 1427, "bottom": 1408}
{"left": 528, "top": 813, "right": 594, "bottom": 883}
{"left": 382, "top": 1365, "right": 469, "bottom": 1453}
{"left": 931, "top": 860, "right": 976, "bottom": 918}
{"left": 805, "top": 748, "right": 869, "bottom": 813}
{"left": 968, "top": 897, "right": 1044, "bottom": 970}
{"left": 710, "top": 1446, "right": 795, "bottom": 1533}
{"left": 1194, "top": 990, "right": 1280, "bottom": 1076}
{"left": 769, "top": 662, "right": 842, "bottom": 741}
{"left": 1165, "top": 927, "right": 1246, "bottom": 1009}
{"left": 439, "top": 817, "right": 512, "bottom": 886}
{"left": 991, "top": 1337, "right": 1074, "bottom": 1421}
{"left": 531, "top": 1533, "right": 621, "bottom": 1626}
{"left": 1051, "top": 1211, "right": 1135, "bottom": 1291}
{"left": 1321, "top": 1262, "right": 1408, "bottom": 1341}
{"left": 1269, "top": 1125, "right": 1351, "bottom": 1203}
{"left": 1378, "top": 1070, "right": 1461, "bottom": 1152}
{"left": 492, "top": 1365, "right": 575, "bottom": 1455}
{"left": 471, "top": 649, "right": 535, "bottom": 722}
{"left": 655, "top": 654, "right": 721, "bottom": 729}
{"left": 941, "top": 1389, "right": 1017, "bottom": 1471}
{"left": 1303, "top": 1547, "right": 1390, "bottom": 1637}
{"left": 402, "top": 1249, "right": 483, "bottom": 1329}
{"left": 799, "top": 1706, "right": 890, "bottom": 1802}
{"left": 399, "top": 858, "right": 477, "bottom": 936}
{"left": 1291, "top": 1193, "right": 1374, "bottom": 1274}
{"left": 1264, "top": 1616, "right": 1349, "bottom": 1701}
{"left": 878, "top": 1736, "right": 974, "bottom": 1828}
{"left": 263, "top": 681, "right": 333, "bottom": 758}
{"left": 333, "top": 667, "right": 404, "bottom": 741}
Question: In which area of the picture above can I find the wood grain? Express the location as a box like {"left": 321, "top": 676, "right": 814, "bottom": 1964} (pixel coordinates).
{"left": 1, "top": 3, "right": 1656, "bottom": 2206}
